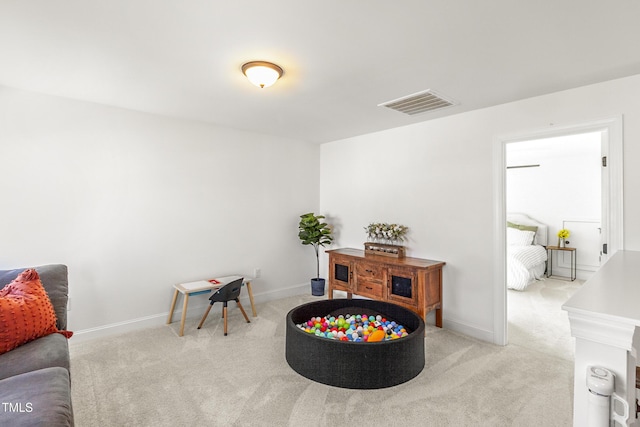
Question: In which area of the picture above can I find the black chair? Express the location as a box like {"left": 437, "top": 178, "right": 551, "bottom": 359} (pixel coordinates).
{"left": 197, "top": 278, "right": 250, "bottom": 335}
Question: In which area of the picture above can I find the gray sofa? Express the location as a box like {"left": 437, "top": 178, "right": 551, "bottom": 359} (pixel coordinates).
{"left": 0, "top": 265, "right": 74, "bottom": 426}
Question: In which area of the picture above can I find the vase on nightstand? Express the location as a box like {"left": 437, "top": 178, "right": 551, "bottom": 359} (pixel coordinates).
{"left": 559, "top": 239, "right": 565, "bottom": 248}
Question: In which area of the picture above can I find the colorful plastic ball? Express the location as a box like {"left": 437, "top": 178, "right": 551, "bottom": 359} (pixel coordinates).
{"left": 297, "top": 312, "right": 411, "bottom": 342}
{"left": 368, "top": 329, "right": 385, "bottom": 342}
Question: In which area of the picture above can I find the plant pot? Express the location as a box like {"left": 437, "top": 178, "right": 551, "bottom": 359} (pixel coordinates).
{"left": 310, "top": 278, "right": 325, "bottom": 296}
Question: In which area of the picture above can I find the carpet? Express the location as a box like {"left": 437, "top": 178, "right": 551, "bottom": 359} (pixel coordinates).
{"left": 508, "top": 276, "right": 581, "bottom": 361}
{"left": 70, "top": 292, "right": 574, "bottom": 426}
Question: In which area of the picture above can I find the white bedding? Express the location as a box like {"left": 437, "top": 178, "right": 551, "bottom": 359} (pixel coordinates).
{"left": 507, "top": 244, "right": 547, "bottom": 291}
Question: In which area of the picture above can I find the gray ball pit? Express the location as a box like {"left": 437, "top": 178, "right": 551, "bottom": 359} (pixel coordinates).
{"left": 285, "top": 298, "right": 425, "bottom": 389}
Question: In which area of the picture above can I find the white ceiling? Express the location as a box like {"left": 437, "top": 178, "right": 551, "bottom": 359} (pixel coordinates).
{"left": 2, "top": 1, "right": 639, "bottom": 144}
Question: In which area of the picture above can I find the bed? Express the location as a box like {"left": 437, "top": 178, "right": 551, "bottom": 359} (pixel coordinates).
{"left": 506, "top": 213, "right": 548, "bottom": 291}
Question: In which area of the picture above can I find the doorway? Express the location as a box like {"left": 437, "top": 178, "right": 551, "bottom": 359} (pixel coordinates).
{"left": 506, "top": 131, "right": 600, "bottom": 358}
{"left": 492, "top": 116, "right": 623, "bottom": 346}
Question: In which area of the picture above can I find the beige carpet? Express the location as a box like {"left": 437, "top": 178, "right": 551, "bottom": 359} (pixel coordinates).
{"left": 70, "top": 287, "right": 577, "bottom": 426}
{"left": 508, "top": 276, "right": 582, "bottom": 361}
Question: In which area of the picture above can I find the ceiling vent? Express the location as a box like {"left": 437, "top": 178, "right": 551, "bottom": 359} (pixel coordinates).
{"left": 378, "top": 89, "right": 457, "bottom": 115}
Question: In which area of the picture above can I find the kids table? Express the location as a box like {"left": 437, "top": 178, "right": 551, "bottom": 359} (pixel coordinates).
{"left": 167, "top": 275, "right": 256, "bottom": 336}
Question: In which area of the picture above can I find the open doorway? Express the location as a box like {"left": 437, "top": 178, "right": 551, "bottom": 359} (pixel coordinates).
{"left": 492, "top": 116, "right": 623, "bottom": 346}
{"left": 505, "top": 132, "right": 600, "bottom": 359}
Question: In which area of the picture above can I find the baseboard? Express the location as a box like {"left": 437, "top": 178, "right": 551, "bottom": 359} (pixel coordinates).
{"left": 71, "top": 283, "right": 496, "bottom": 345}
{"left": 71, "top": 312, "right": 170, "bottom": 344}
{"left": 443, "top": 317, "right": 495, "bottom": 344}
{"left": 71, "top": 283, "right": 310, "bottom": 343}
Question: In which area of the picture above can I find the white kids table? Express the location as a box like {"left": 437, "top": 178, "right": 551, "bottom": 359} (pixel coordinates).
{"left": 167, "top": 275, "right": 256, "bottom": 336}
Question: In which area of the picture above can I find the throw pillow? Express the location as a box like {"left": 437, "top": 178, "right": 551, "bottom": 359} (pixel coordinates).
{"left": 0, "top": 269, "right": 73, "bottom": 355}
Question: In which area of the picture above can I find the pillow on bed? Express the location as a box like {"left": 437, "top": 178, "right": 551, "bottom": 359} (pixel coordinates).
{"left": 507, "top": 221, "right": 538, "bottom": 234}
{"left": 507, "top": 227, "right": 535, "bottom": 246}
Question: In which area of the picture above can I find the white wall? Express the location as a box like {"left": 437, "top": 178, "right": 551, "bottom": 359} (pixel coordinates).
{"left": 320, "top": 74, "right": 640, "bottom": 343}
{"left": 507, "top": 132, "right": 601, "bottom": 225}
{"left": 0, "top": 86, "right": 320, "bottom": 336}
{"left": 3, "top": 74, "right": 640, "bottom": 344}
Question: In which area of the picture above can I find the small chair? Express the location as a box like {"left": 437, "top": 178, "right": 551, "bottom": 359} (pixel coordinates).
{"left": 197, "top": 278, "right": 250, "bottom": 335}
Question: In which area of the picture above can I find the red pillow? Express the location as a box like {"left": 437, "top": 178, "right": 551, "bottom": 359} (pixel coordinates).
{"left": 0, "top": 269, "right": 73, "bottom": 354}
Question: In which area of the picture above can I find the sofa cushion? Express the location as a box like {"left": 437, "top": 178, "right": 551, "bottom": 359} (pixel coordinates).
{"left": 0, "top": 265, "right": 69, "bottom": 330}
{"left": 0, "top": 333, "right": 70, "bottom": 381}
{"left": 0, "top": 269, "right": 72, "bottom": 355}
{"left": 0, "top": 367, "right": 73, "bottom": 426}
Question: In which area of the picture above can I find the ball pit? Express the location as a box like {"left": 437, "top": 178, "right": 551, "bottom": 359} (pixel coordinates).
{"left": 296, "top": 312, "right": 410, "bottom": 342}
{"left": 285, "top": 299, "right": 425, "bottom": 389}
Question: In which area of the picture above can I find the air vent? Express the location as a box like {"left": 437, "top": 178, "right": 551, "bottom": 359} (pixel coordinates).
{"left": 378, "top": 89, "right": 456, "bottom": 115}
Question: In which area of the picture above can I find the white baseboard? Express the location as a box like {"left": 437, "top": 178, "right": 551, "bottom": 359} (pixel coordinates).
{"left": 443, "top": 317, "right": 494, "bottom": 344}
{"left": 71, "top": 283, "right": 309, "bottom": 344}
{"left": 71, "top": 283, "right": 495, "bottom": 345}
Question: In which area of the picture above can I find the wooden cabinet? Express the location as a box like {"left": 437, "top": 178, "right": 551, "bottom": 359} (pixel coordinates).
{"left": 327, "top": 248, "right": 445, "bottom": 327}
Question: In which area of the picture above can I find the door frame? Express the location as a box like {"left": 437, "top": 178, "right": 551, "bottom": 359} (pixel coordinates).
{"left": 492, "top": 116, "right": 624, "bottom": 346}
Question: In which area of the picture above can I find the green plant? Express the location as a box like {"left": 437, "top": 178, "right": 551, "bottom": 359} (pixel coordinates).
{"left": 298, "top": 213, "right": 334, "bottom": 279}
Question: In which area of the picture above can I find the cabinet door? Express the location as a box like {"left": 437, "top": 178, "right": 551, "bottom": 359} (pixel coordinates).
{"left": 330, "top": 256, "right": 352, "bottom": 292}
{"left": 387, "top": 267, "right": 418, "bottom": 306}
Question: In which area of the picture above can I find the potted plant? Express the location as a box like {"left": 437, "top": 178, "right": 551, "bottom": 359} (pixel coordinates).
{"left": 298, "top": 213, "right": 334, "bottom": 296}
{"left": 557, "top": 228, "right": 570, "bottom": 248}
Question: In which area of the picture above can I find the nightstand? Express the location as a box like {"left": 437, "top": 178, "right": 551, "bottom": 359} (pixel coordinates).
{"left": 546, "top": 246, "right": 576, "bottom": 281}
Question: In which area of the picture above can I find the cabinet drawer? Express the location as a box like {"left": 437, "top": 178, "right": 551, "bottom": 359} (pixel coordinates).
{"left": 355, "top": 263, "right": 387, "bottom": 281}
{"left": 355, "top": 280, "right": 384, "bottom": 298}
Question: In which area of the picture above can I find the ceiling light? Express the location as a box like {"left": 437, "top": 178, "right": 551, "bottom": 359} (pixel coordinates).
{"left": 241, "top": 61, "right": 283, "bottom": 89}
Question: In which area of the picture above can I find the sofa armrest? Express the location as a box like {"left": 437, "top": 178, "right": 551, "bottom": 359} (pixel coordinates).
{"left": 0, "top": 264, "right": 69, "bottom": 331}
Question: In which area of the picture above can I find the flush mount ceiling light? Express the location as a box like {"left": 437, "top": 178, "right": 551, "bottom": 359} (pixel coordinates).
{"left": 241, "top": 61, "right": 284, "bottom": 89}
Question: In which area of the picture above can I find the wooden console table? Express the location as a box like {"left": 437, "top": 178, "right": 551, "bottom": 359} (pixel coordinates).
{"left": 327, "top": 248, "right": 445, "bottom": 327}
